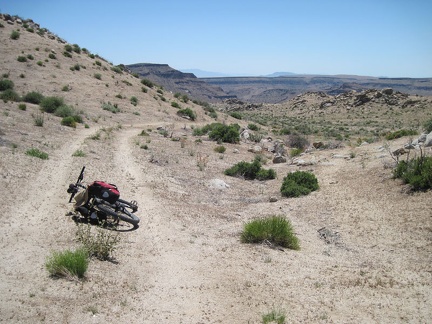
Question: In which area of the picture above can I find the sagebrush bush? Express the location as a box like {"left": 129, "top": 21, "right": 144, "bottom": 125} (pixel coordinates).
{"left": 0, "top": 89, "right": 20, "bottom": 102}
{"left": 385, "top": 129, "right": 418, "bottom": 140}
{"left": 45, "top": 248, "right": 88, "bottom": 278}
{"left": 393, "top": 155, "right": 432, "bottom": 191}
{"left": 224, "top": 157, "right": 276, "bottom": 180}
{"left": 209, "top": 123, "right": 240, "bottom": 143}
{"left": 177, "top": 108, "right": 196, "bottom": 120}
{"left": 61, "top": 116, "right": 76, "bottom": 128}
{"left": 280, "top": 171, "right": 319, "bottom": 197}
{"left": 76, "top": 224, "right": 121, "bottom": 261}
{"left": 141, "top": 78, "right": 154, "bottom": 88}
{"left": 287, "top": 134, "right": 310, "bottom": 149}
{"left": 26, "top": 148, "right": 49, "bottom": 159}
{"left": 102, "top": 101, "right": 120, "bottom": 113}
{"left": 23, "top": 91, "right": 44, "bottom": 104}
{"left": 214, "top": 145, "right": 226, "bottom": 153}
{"left": 0, "top": 79, "right": 14, "bottom": 91}
{"left": 10, "top": 30, "right": 20, "bottom": 40}
{"left": 40, "top": 96, "right": 64, "bottom": 113}
{"left": 424, "top": 118, "right": 432, "bottom": 133}
{"left": 241, "top": 216, "right": 300, "bottom": 250}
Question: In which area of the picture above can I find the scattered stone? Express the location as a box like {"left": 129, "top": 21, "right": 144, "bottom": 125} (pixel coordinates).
{"left": 269, "top": 196, "right": 278, "bottom": 202}
{"left": 272, "top": 155, "right": 286, "bottom": 164}
{"left": 209, "top": 179, "right": 230, "bottom": 190}
{"left": 318, "top": 227, "right": 341, "bottom": 245}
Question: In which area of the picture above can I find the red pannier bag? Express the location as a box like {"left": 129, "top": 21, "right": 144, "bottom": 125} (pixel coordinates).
{"left": 88, "top": 181, "right": 120, "bottom": 204}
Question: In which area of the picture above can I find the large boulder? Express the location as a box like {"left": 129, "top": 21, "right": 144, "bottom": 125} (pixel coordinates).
{"left": 425, "top": 131, "right": 432, "bottom": 147}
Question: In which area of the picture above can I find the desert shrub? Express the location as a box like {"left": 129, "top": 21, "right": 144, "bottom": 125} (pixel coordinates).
{"left": 262, "top": 309, "right": 286, "bottom": 324}
{"left": 26, "top": 148, "right": 49, "bottom": 160}
{"left": 280, "top": 171, "right": 319, "bottom": 197}
{"left": 23, "top": 91, "right": 44, "bottom": 104}
{"left": 45, "top": 248, "right": 88, "bottom": 278}
{"left": 171, "top": 101, "right": 181, "bottom": 108}
{"left": 241, "top": 216, "right": 300, "bottom": 250}
{"left": 18, "top": 103, "right": 27, "bottom": 110}
{"left": 177, "top": 108, "right": 196, "bottom": 120}
{"left": 248, "top": 123, "right": 259, "bottom": 131}
{"left": 141, "top": 78, "right": 154, "bottom": 88}
{"left": 214, "top": 145, "right": 226, "bottom": 153}
{"left": 40, "top": 96, "right": 64, "bottom": 113}
{"left": 181, "top": 94, "right": 189, "bottom": 103}
{"left": 111, "top": 66, "right": 123, "bottom": 73}
{"left": 64, "top": 44, "right": 73, "bottom": 52}
{"left": 33, "top": 113, "right": 44, "bottom": 126}
{"left": 10, "top": 30, "right": 20, "bottom": 40}
{"left": 72, "top": 44, "right": 81, "bottom": 53}
{"left": 72, "top": 149, "right": 86, "bottom": 157}
{"left": 102, "top": 102, "right": 120, "bottom": 113}
{"left": 225, "top": 157, "right": 276, "bottom": 180}
{"left": 230, "top": 111, "right": 242, "bottom": 120}
{"left": 0, "top": 89, "right": 20, "bottom": 102}
{"left": 206, "top": 123, "right": 240, "bottom": 144}
{"left": 94, "top": 73, "right": 101, "bottom": 80}
{"left": 130, "top": 96, "right": 138, "bottom": 106}
{"left": 287, "top": 134, "right": 309, "bottom": 149}
{"left": 63, "top": 51, "right": 72, "bottom": 58}
{"left": 17, "top": 55, "right": 27, "bottom": 62}
{"left": 393, "top": 155, "right": 432, "bottom": 191}
{"left": 290, "top": 148, "right": 303, "bottom": 157}
{"left": 76, "top": 224, "right": 121, "bottom": 261}
{"left": 385, "top": 129, "right": 418, "bottom": 140}
{"left": 27, "top": 54, "right": 34, "bottom": 60}
{"left": 423, "top": 118, "right": 432, "bottom": 133}
{"left": 48, "top": 53, "right": 56, "bottom": 59}
{"left": 0, "top": 79, "right": 14, "bottom": 91}
{"left": 61, "top": 116, "right": 76, "bottom": 128}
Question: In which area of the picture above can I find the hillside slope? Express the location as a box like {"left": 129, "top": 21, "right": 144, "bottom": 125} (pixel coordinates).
{"left": 1, "top": 14, "right": 431, "bottom": 324}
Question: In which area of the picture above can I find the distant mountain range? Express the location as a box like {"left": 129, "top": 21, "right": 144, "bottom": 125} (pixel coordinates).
{"left": 127, "top": 63, "right": 432, "bottom": 104}
{"left": 179, "top": 69, "right": 298, "bottom": 78}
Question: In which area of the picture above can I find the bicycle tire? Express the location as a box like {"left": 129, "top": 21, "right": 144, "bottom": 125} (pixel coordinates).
{"left": 117, "top": 198, "right": 138, "bottom": 212}
{"left": 97, "top": 204, "right": 140, "bottom": 226}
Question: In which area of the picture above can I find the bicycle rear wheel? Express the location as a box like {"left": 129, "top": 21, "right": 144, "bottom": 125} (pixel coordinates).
{"left": 97, "top": 204, "right": 140, "bottom": 227}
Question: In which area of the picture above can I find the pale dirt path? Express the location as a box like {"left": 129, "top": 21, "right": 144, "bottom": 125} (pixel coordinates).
{"left": 0, "top": 127, "right": 95, "bottom": 322}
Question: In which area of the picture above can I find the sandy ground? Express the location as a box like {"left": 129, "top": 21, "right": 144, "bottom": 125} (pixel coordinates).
{"left": 1, "top": 119, "right": 431, "bottom": 323}
{"left": 1, "top": 15, "right": 431, "bottom": 323}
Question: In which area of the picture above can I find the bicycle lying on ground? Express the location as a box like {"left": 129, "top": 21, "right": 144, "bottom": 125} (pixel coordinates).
{"left": 67, "top": 166, "right": 140, "bottom": 228}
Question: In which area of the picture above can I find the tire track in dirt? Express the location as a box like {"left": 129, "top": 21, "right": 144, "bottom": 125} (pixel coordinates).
{"left": 0, "top": 127, "right": 95, "bottom": 320}
{"left": 112, "top": 126, "right": 216, "bottom": 322}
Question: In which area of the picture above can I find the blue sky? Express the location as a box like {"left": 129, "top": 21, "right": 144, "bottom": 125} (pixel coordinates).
{"left": 1, "top": 0, "right": 431, "bottom": 77}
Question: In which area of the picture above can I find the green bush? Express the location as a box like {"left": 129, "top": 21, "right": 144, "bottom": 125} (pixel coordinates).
{"left": 171, "top": 101, "right": 181, "bottom": 108}
{"left": 393, "top": 156, "right": 432, "bottom": 191}
{"left": 64, "top": 44, "right": 73, "bottom": 52}
{"left": 214, "top": 145, "right": 226, "bottom": 153}
{"left": 248, "top": 123, "right": 259, "bottom": 131}
{"left": 48, "top": 53, "right": 56, "bottom": 60}
{"left": 130, "top": 96, "right": 138, "bottom": 106}
{"left": 230, "top": 111, "right": 242, "bottom": 120}
{"left": 280, "top": 171, "right": 319, "bottom": 197}
{"left": 385, "top": 129, "right": 418, "bottom": 140}
{"left": 76, "top": 224, "right": 121, "bottom": 261}
{"left": 40, "top": 96, "right": 64, "bottom": 113}
{"left": 102, "top": 102, "right": 120, "bottom": 113}
{"left": 94, "top": 73, "right": 101, "bottom": 80}
{"left": 141, "top": 78, "right": 154, "bottom": 88}
{"left": 241, "top": 216, "right": 300, "bottom": 250}
{"left": 23, "top": 91, "right": 44, "bottom": 104}
{"left": 287, "top": 134, "right": 310, "bottom": 149}
{"left": 208, "top": 123, "right": 240, "bottom": 144}
{"left": 1, "top": 89, "right": 20, "bottom": 102}
{"left": 61, "top": 116, "right": 76, "bottom": 128}
{"left": 423, "top": 118, "right": 432, "bottom": 133}
{"left": 17, "top": 56, "right": 27, "bottom": 62}
{"left": 18, "top": 103, "right": 27, "bottom": 110}
{"left": 54, "top": 105, "right": 74, "bottom": 117}
{"left": 224, "top": 157, "right": 276, "bottom": 180}
{"left": 177, "top": 108, "right": 196, "bottom": 120}
{"left": 10, "top": 30, "right": 20, "bottom": 40}
{"left": 26, "top": 148, "right": 49, "bottom": 160}
{"left": 45, "top": 248, "right": 88, "bottom": 278}
{"left": 0, "top": 79, "right": 14, "bottom": 91}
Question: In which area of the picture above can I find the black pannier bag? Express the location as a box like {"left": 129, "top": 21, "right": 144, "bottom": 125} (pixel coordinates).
{"left": 88, "top": 181, "right": 120, "bottom": 204}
